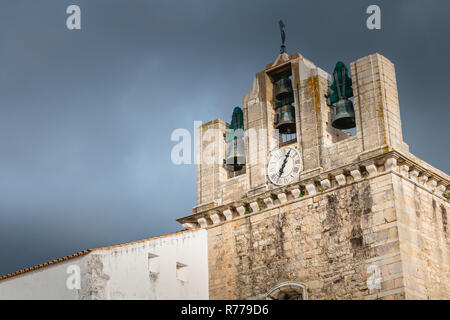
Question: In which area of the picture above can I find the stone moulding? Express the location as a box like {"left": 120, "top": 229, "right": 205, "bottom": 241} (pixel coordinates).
{"left": 177, "top": 151, "right": 449, "bottom": 229}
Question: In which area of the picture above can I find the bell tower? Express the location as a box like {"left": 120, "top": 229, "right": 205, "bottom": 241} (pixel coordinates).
{"left": 178, "top": 48, "right": 449, "bottom": 300}
{"left": 180, "top": 50, "right": 416, "bottom": 224}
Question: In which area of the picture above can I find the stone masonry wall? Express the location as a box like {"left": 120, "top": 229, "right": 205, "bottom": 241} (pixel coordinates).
{"left": 392, "top": 173, "right": 449, "bottom": 299}
{"left": 208, "top": 172, "right": 410, "bottom": 300}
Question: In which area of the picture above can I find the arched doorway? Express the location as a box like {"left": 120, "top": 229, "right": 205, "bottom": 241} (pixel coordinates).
{"left": 265, "top": 281, "right": 307, "bottom": 300}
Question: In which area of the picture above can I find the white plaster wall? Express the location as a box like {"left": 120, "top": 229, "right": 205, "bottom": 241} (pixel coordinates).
{"left": 96, "top": 229, "right": 209, "bottom": 300}
{"left": 0, "top": 229, "right": 209, "bottom": 300}
{"left": 0, "top": 256, "right": 89, "bottom": 300}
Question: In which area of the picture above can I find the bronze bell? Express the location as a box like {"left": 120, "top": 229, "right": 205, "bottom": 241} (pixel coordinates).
{"left": 275, "top": 77, "right": 293, "bottom": 101}
{"left": 225, "top": 136, "right": 246, "bottom": 171}
{"left": 275, "top": 104, "right": 296, "bottom": 134}
{"left": 332, "top": 99, "right": 356, "bottom": 129}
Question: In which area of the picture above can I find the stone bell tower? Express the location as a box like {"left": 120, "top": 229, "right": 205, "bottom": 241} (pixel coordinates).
{"left": 188, "top": 52, "right": 412, "bottom": 211}
{"left": 178, "top": 52, "right": 449, "bottom": 300}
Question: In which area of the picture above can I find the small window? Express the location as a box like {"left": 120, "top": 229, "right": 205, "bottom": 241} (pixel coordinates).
{"left": 176, "top": 262, "right": 188, "bottom": 282}
{"left": 148, "top": 253, "right": 159, "bottom": 278}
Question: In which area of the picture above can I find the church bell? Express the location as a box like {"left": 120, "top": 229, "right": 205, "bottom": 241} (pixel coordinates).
{"left": 326, "top": 61, "right": 356, "bottom": 130}
{"left": 275, "top": 104, "right": 296, "bottom": 134}
{"left": 225, "top": 136, "right": 245, "bottom": 171}
{"left": 225, "top": 107, "right": 246, "bottom": 171}
{"left": 275, "top": 77, "right": 293, "bottom": 101}
{"left": 274, "top": 74, "right": 296, "bottom": 134}
{"left": 332, "top": 99, "right": 356, "bottom": 130}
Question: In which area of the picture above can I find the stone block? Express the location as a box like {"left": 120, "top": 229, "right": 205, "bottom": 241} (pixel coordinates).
{"left": 197, "top": 217, "right": 208, "bottom": 228}
{"left": 435, "top": 185, "right": 446, "bottom": 197}
{"left": 350, "top": 169, "right": 362, "bottom": 181}
{"left": 182, "top": 223, "right": 197, "bottom": 230}
{"left": 278, "top": 193, "right": 288, "bottom": 204}
{"left": 335, "top": 174, "right": 346, "bottom": 186}
{"left": 409, "top": 170, "right": 419, "bottom": 183}
{"left": 305, "top": 184, "right": 317, "bottom": 196}
{"left": 263, "top": 198, "right": 274, "bottom": 208}
{"left": 418, "top": 175, "right": 428, "bottom": 186}
{"left": 365, "top": 164, "right": 378, "bottom": 177}
{"left": 426, "top": 179, "right": 437, "bottom": 191}
{"left": 236, "top": 206, "right": 246, "bottom": 216}
{"left": 399, "top": 165, "right": 409, "bottom": 178}
{"left": 250, "top": 202, "right": 260, "bottom": 213}
{"left": 291, "top": 188, "right": 301, "bottom": 198}
{"left": 210, "top": 213, "right": 222, "bottom": 225}
{"left": 385, "top": 158, "right": 397, "bottom": 171}
{"left": 223, "top": 209, "right": 233, "bottom": 221}
{"left": 320, "top": 179, "right": 331, "bottom": 190}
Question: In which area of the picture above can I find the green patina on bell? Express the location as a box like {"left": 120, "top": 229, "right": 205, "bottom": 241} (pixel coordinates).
{"left": 327, "top": 61, "right": 356, "bottom": 130}
{"left": 225, "top": 107, "right": 245, "bottom": 171}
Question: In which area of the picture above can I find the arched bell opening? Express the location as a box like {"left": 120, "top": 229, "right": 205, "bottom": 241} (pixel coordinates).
{"left": 265, "top": 281, "right": 307, "bottom": 300}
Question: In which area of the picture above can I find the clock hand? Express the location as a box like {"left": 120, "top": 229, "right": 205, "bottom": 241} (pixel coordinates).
{"left": 278, "top": 150, "right": 291, "bottom": 176}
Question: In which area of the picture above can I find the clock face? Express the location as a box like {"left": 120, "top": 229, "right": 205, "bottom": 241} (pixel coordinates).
{"left": 267, "top": 147, "right": 302, "bottom": 186}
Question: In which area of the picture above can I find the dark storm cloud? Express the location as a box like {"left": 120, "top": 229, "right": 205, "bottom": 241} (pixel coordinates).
{"left": 0, "top": 0, "right": 449, "bottom": 275}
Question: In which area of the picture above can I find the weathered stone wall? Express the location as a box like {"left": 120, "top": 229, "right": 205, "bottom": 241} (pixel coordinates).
{"left": 208, "top": 173, "right": 411, "bottom": 300}
{"left": 189, "top": 52, "right": 450, "bottom": 301}
{"left": 221, "top": 173, "right": 248, "bottom": 205}
{"left": 196, "top": 119, "right": 228, "bottom": 205}
{"left": 392, "top": 173, "right": 449, "bottom": 299}
{"left": 351, "top": 54, "right": 409, "bottom": 155}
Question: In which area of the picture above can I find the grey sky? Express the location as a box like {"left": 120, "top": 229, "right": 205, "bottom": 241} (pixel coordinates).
{"left": 0, "top": 0, "right": 449, "bottom": 275}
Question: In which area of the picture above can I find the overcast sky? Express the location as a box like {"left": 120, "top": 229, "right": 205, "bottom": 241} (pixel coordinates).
{"left": 0, "top": 0, "right": 449, "bottom": 275}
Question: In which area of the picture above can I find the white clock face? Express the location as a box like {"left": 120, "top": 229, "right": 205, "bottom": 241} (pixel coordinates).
{"left": 267, "top": 147, "right": 302, "bottom": 186}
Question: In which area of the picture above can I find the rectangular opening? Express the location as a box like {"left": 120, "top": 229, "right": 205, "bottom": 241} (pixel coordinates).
{"left": 279, "top": 132, "right": 297, "bottom": 147}
{"left": 148, "top": 253, "right": 159, "bottom": 278}
{"left": 176, "top": 262, "right": 188, "bottom": 282}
